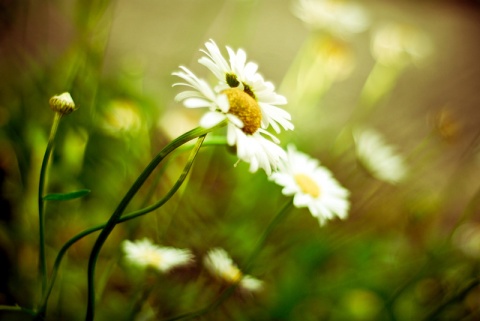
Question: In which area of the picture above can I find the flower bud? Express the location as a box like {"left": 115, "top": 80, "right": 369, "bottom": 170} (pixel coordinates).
{"left": 49, "top": 92, "right": 77, "bottom": 115}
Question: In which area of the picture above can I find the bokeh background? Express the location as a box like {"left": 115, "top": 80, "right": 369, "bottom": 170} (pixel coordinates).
{"left": 1, "top": 0, "right": 480, "bottom": 320}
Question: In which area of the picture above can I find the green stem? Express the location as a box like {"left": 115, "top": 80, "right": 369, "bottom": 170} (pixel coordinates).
{"left": 243, "top": 199, "right": 293, "bottom": 272}
{"left": 0, "top": 305, "right": 36, "bottom": 316}
{"left": 38, "top": 112, "right": 62, "bottom": 303}
{"left": 162, "top": 199, "right": 293, "bottom": 321}
{"left": 85, "top": 123, "right": 224, "bottom": 321}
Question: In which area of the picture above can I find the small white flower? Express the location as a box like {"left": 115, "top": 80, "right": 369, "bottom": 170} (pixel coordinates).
{"left": 122, "top": 238, "right": 194, "bottom": 273}
{"left": 270, "top": 145, "right": 350, "bottom": 226}
{"left": 354, "top": 128, "right": 408, "bottom": 184}
{"left": 173, "top": 40, "right": 294, "bottom": 175}
{"left": 292, "top": 0, "right": 370, "bottom": 38}
{"left": 370, "top": 22, "right": 433, "bottom": 67}
{"left": 203, "top": 248, "right": 263, "bottom": 292}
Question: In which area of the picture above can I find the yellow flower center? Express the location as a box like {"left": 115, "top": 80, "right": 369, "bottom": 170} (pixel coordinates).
{"left": 222, "top": 88, "right": 262, "bottom": 135}
{"left": 222, "top": 265, "right": 243, "bottom": 283}
{"left": 294, "top": 174, "right": 320, "bottom": 198}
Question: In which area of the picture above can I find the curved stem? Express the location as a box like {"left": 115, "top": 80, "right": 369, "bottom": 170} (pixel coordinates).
{"left": 84, "top": 123, "right": 224, "bottom": 320}
{"left": 162, "top": 199, "right": 293, "bottom": 321}
{"left": 243, "top": 199, "right": 293, "bottom": 272}
{"left": 38, "top": 112, "right": 62, "bottom": 302}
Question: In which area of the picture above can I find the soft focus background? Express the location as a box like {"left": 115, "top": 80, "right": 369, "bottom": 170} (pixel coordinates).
{"left": 1, "top": 0, "right": 480, "bottom": 320}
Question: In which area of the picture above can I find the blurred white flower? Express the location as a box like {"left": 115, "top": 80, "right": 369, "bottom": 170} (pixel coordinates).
{"left": 293, "top": 0, "right": 370, "bottom": 38}
{"left": 270, "top": 144, "right": 350, "bottom": 226}
{"left": 122, "top": 238, "right": 194, "bottom": 273}
{"left": 101, "top": 100, "right": 143, "bottom": 136}
{"left": 354, "top": 128, "right": 408, "bottom": 184}
{"left": 203, "top": 248, "right": 263, "bottom": 292}
{"left": 173, "top": 40, "right": 294, "bottom": 175}
{"left": 317, "top": 38, "right": 356, "bottom": 81}
{"left": 370, "top": 22, "right": 433, "bottom": 67}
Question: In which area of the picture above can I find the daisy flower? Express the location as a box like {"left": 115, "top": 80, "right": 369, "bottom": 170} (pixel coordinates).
{"left": 173, "top": 40, "right": 294, "bottom": 175}
{"left": 354, "top": 128, "right": 408, "bottom": 184}
{"left": 270, "top": 144, "right": 350, "bottom": 226}
{"left": 292, "top": 0, "right": 370, "bottom": 39}
{"left": 122, "top": 238, "right": 194, "bottom": 273}
{"left": 203, "top": 248, "right": 263, "bottom": 292}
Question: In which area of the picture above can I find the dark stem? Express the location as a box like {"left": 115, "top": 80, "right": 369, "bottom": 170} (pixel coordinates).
{"left": 37, "top": 112, "right": 62, "bottom": 306}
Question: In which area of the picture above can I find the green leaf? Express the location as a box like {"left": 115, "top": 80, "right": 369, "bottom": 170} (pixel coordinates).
{"left": 43, "top": 189, "right": 91, "bottom": 201}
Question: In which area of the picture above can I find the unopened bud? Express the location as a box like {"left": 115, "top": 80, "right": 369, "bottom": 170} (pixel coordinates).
{"left": 49, "top": 92, "right": 77, "bottom": 115}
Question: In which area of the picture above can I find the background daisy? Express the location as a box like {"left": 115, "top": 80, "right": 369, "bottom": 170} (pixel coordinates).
{"left": 203, "top": 248, "right": 263, "bottom": 292}
{"left": 270, "top": 144, "right": 350, "bottom": 226}
{"left": 122, "top": 238, "right": 194, "bottom": 273}
{"left": 354, "top": 128, "right": 408, "bottom": 184}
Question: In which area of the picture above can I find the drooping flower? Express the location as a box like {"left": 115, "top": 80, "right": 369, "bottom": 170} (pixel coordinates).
{"left": 270, "top": 144, "right": 350, "bottom": 226}
{"left": 292, "top": 0, "right": 370, "bottom": 39}
{"left": 173, "top": 40, "right": 294, "bottom": 175}
{"left": 203, "top": 248, "right": 263, "bottom": 292}
{"left": 354, "top": 128, "right": 408, "bottom": 184}
{"left": 122, "top": 238, "right": 194, "bottom": 273}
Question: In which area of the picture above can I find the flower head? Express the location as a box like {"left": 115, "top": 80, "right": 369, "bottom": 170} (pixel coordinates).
{"left": 293, "top": 0, "right": 370, "bottom": 38}
{"left": 122, "top": 238, "right": 194, "bottom": 273}
{"left": 354, "top": 128, "right": 408, "bottom": 184}
{"left": 270, "top": 145, "right": 350, "bottom": 226}
{"left": 203, "top": 248, "right": 263, "bottom": 292}
{"left": 49, "top": 92, "right": 77, "bottom": 115}
{"left": 173, "top": 40, "right": 294, "bottom": 175}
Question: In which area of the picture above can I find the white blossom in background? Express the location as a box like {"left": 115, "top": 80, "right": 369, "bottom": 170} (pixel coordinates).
{"left": 203, "top": 248, "right": 263, "bottom": 292}
{"left": 292, "top": 0, "right": 370, "bottom": 38}
{"left": 370, "top": 22, "right": 433, "bottom": 67}
{"left": 173, "top": 40, "right": 294, "bottom": 175}
{"left": 354, "top": 128, "right": 408, "bottom": 184}
{"left": 270, "top": 144, "right": 350, "bottom": 226}
{"left": 122, "top": 238, "right": 194, "bottom": 273}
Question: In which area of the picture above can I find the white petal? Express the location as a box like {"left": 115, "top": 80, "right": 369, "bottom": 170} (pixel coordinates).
{"left": 200, "top": 112, "right": 226, "bottom": 128}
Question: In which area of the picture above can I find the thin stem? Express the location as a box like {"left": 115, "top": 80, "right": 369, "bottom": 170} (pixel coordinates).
{"left": 85, "top": 123, "right": 224, "bottom": 321}
{"left": 161, "top": 199, "right": 294, "bottom": 321}
{"left": 243, "top": 199, "right": 293, "bottom": 272}
{"left": 0, "top": 305, "right": 37, "bottom": 316}
{"left": 421, "top": 278, "right": 480, "bottom": 321}
{"left": 38, "top": 112, "right": 62, "bottom": 302}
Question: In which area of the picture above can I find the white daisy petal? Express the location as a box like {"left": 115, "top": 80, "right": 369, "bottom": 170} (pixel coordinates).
{"left": 200, "top": 111, "right": 227, "bottom": 128}
{"left": 183, "top": 98, "right": 215, "bottom": 108}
